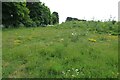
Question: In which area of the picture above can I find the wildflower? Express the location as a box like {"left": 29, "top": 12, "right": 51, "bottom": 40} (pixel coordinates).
{"left": 61, "top": 38, "right": 64, "bottom": 41}
{"left": 88, "top": 38, "right": 96, "bottom": 42}
{"left": 75, "top": 69, "right": 79, "bottom": 72}
{"left": 14, "top": 40, "right": 21, "bottom": 43}
{"left": 72, "top": 32, "right": 76, "bottom": 36}
{"left": 14, "top": 40, "right": 22, "bottom": 45}
{"left": 68, "top": 70, "right": 70, "bottom": 72}
{"left": 72, "top": 75, "right": 75, "bottom": 77}
{"left": 62, "top": 71, "right": 65, "bottom": 74}
{"left": 72, "top": 33, "right": 74, "bottom": 36}
{"left": 59, "top": 38, "right": 64, "bottom": 42}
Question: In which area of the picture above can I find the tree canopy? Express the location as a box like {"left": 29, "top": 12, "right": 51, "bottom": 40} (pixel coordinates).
{"left": 2, "top": 2, "right": 32, "bottom": 27}
{"left": 2, "top": 1, "right": 59, "bottom": 28}
{"left": 66, "top": 17, "right": 86, "bottom": 22}
{"left": 51, "top": 12, "right": 59, "bottom": 25}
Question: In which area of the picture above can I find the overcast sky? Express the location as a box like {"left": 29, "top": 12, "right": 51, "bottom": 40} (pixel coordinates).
{"left": 40, "top": 0, "right": 119, "bottom": 23}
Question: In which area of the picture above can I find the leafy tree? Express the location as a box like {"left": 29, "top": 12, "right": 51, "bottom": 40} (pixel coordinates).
{"left": 41, "top": 3, "right": 51, "bottom": 25}
{"left": 51, "top": 12, "right": 59, "bottom": 24}
{"left": 2, "top": 2, "right": 32, "bottom": 28}
{"left": 26, "top": 2, "right": 51, "bottom": 26}
{"left": 66, "top": 17, "right": 86, "bottom": 22}
{"left": 66, "top": 17, "right": 78, "bottom": 21}
{"left": 26, "top": 2, "right": 42, "bottom": 26}
{"left": 2, "top": 1, "right": 59, "bottom": 28}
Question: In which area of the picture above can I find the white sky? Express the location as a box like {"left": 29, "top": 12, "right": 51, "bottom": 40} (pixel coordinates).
{"left": 40, "top": 0, "right": 119, "bottom": 23}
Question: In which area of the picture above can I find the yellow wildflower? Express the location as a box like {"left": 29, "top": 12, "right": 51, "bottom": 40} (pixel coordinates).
{"left": 14, "top": 40, "right": 21, "bottom": 43}
{"left": 88, "top": 38, "right": 96, "bottom": 42}
{"left": 14, "top": 40, "right": 22, "bottom": 45}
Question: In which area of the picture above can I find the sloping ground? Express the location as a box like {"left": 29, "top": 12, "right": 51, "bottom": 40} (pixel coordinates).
{"left": 2, "top": 21, "right": 118, "bottom": 78}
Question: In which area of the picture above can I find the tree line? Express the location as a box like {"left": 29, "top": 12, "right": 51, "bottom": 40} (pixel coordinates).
{"left": 65, "top": 17, "right": 117, "bottom": 25}
{"left": 2, "top": 1, "right": 59, "bottom": 28}
{"left": 66, "top": 17, "right": 86, "bottom": 22}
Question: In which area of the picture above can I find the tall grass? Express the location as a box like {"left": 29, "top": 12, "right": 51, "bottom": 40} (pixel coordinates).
{"left": 2, "top": 21, "right": 118, "bottom": 78}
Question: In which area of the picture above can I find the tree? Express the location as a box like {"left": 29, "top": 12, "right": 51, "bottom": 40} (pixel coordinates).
{"left": 41, "top": 3, "right": 51, "bottom": 25}
{"left": 2, "top": 2, "right": 32, "bottom": 28}
{"left": 26, "top": 2, "right": 51, "bottom": 26}
{"left": 26, "top": 2, "right": 42, "bottom": 26}
{"left": 51, "top": 12, "right": 59, "bottom": 24}
{"left": 66, "top": 17, "right": 74, "bottom": 21}
{"left": 2, "top": 1, "right": 59, "bottom": 28}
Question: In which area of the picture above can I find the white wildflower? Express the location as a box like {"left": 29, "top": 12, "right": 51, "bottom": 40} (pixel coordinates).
{"left": 68, "top": 70, "right": 70, "bottom": 72}
{"left": 62, "top": 71, "right": 65, "bottom": 74}
{"left": 75, "top": 69, "right": 79, "bottom": 72}
{"left": 72, "top": 75, "right": 75, "bottom": 77}
{"left": 72, "top": 32, "right": 77, "bottom": 36}
{"left": 72, "top": 33, "right": 74, "bottom": 36}
{"left": 61, "top": 38, "right": 64, "bottom": 41}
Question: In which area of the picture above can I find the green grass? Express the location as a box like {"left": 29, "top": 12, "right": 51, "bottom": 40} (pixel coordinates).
{"left": 2, "top": 21, "right": 118, "bottom": 78}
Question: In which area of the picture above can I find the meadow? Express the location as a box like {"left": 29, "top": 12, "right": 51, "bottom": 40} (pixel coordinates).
{"left": 2, "top": 21, "right": 119, "bottom": 78}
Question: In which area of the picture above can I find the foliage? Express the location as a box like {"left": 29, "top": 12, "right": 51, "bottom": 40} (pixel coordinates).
{"left": 51, "top": 12, "right": 59, "bottom": 25}
{"left": 2, "top": 2, "right": 32, "bottom": 28}
{"left": 26, "top": 2, "right": 51, "bottom": 26}
{"left": 2, "top": 2, "right": 59, "bottom": 28}
{"left": 66, "top": 17, "right": 86, "bottom": 22}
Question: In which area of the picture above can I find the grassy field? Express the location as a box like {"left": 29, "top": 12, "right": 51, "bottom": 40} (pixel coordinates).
{"left": 2, "top": 21, "right": 118, "bottom": 78}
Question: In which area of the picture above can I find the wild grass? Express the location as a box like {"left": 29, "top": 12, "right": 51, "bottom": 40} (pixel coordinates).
{"left": 2, "top": 21, "right": 118, "bottom": 78}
